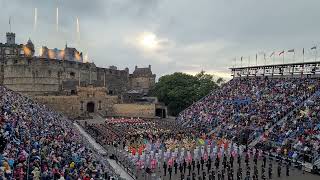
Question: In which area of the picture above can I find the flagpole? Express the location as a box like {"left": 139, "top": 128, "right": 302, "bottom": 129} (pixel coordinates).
{"left": 293, "top": 51, "right": 295, "bottom": 63}
{"left": 283, "top": 53, "right": 285, "bottom": 64}
{"left": 303, "top": 49, "right": 304, "bottom": 63}
{"left": 316, "top": 48, "right": 317, "bottom": 62}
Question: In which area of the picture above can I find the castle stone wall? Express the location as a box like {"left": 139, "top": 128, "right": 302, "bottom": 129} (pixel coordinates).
{"left": 111, "top": 103, "right": 155, "bottom": 118}
{"left": 34, "top": 96, "right": 80, "bottom": 118}
{"left": 0, "top": 34, "right": 164, "bottom": 119}
{"left": 34, "top": 86, "right": 120, "bottom": 118}
{"left": 130, "top": 76, "right": 155, "bottom": 92}
{"left": 1, "top": 57, "right": 130, "bottom": 96}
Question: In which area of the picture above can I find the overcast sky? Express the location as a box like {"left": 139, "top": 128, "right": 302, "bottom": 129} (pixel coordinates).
{"left": 1, "top": 0, "right": 320, "bottom": 79}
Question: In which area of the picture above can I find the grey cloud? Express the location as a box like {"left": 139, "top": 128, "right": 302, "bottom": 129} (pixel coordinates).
{"left": 1, "top": 0, "right": 320, "bottom": 79}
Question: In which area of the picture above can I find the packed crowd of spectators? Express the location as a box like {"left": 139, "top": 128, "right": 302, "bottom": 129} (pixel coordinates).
{"left": 79, "top": 76, "right": 320, "bottom": 178}
{"left": 2, "top": 74, "right": 320, "bottom": 179}
{"left": 258, "top": 91, "right": 320, "bottom": 162}
{"left": 0, "top": 86, "right": 121, "bottom": 179}
{"left": 178, "top": 77, "right": 320, "bottom": 144}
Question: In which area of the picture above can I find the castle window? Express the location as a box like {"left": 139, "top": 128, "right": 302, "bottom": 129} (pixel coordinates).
{"left": 48, "top": 70, "right": 51, "bottom": 76}
{"left": 71, "top": 90, "right": 76, "bottom": 95}
{"left": 14, "top": 60, "right": 18, "bottom": 64}
{"left": 80, "top": 101, "right": 84, "bottom": 110}
{"left": 109, "top": 90, "right": 113, "bottom": 95}
{"left": 98, "top": 101, "right": 102, "bottom": 110}
{"left": 70, "top": 72, "right": 75, "bottom": 78}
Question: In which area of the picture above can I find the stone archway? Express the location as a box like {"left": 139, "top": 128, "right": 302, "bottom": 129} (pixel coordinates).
{"left": 87, "top": 102, "right": 95, "bottom": 113}
{"left": 155, "top": 108, "right": 166, "bottom": 118}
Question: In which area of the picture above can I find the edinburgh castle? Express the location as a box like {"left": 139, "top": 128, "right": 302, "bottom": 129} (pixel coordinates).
{"left": 0, "top": 32, "right": 167, "bottom": 119}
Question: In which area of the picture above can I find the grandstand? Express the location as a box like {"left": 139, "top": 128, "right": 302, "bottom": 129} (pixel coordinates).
{"left": 1, "top": 62, "right": 320, "bottom": 179}
{"left": 177, "top": 63, "right": 320, "bottom": 173}
{"left": 0, "top": 86, "right": 123, "bottom": 179}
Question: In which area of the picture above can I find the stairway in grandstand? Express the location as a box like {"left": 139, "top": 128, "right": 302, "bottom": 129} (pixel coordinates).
{"left": 248, "top": 90, "right": 320, "bottom": 148}
{"left": 88, "top": 113, "right": 107, "bottom": 124}
{"left": 74, "top": 123, "right": 135, "bottom": 180}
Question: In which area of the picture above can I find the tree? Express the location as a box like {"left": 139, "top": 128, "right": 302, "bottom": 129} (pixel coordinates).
{"left": 150, "top": 71, "right": 224, "bottom": 116}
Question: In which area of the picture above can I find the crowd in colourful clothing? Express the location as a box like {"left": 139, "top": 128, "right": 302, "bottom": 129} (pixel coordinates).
{"left": 178, "top": 77, "right": 320, "bottom": 145}
{"left": 2, "top": 74, "right": 320, "bottom": 179}
{"left": 78, "top": 76, "right": 320, "bottom": 179}
{"left": 258, "top": 91, "right": 320, "bottom": 162}
{"left": 82, "top": 118, "right": 195, "bottom": 150}
{"left": 85, "top": 121, "right": 297, "bottom": 180}
{"left": 0, "top": 86, "right": 121, "bottom": 179}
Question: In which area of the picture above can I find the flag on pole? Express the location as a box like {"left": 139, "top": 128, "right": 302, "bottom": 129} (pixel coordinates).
{"left": 311, "top": 46, "right": 318, "bottom": 62}
{"left": 9, "top": 16, "right": 11, "bottom": 32}
{"left": 255, "top": 54, "right": 258, "bottom": 65}
{"left": 279, "top": 50, "right": 285, "bottom": 56}
{"left": 270, "top": 52, "right": 275, "bottom": 57}
{"left": 288, "top": 49, "right": 294, "bottom": 53}
{"left": 303, "top": 48, "right": 304, "bottom": 55}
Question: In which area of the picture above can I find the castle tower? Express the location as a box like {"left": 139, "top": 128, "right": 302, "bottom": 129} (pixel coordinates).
{"left": 129, "top": 65, "right": 156, "bottom": 94}
{"left": 25, "top": 38, "right": 35, "bottom": 57}
{"left": 6, "top": 32, "right": 15, "bottom": 45}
